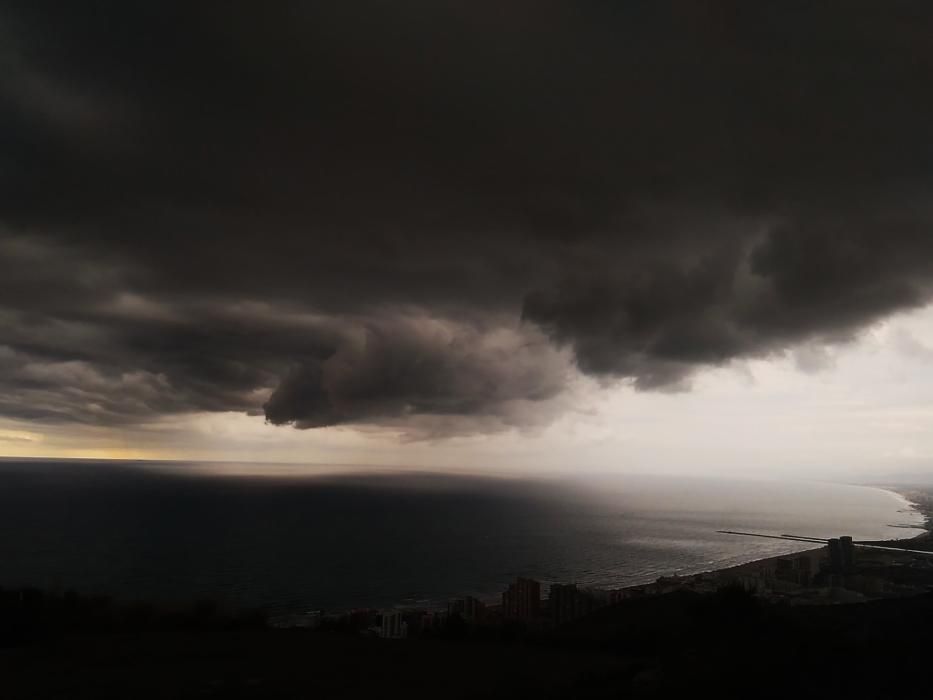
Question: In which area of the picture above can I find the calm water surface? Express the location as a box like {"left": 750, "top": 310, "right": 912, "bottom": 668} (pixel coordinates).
{"left": 0, "top": 460, "right": 922, "bottom": 612}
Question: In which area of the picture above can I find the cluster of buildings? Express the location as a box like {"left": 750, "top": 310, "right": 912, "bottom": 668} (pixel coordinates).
{"left": 272, "top": 578, "right": 614, "bottom": 637}
{"left": 654, "top": 535, "right": 933, "bottom": 605}
{"left": 500, "top": 578, "right": 612, "bottom": 628}
{"left": 272, "top": 534, "right": 933, "bottom": 634}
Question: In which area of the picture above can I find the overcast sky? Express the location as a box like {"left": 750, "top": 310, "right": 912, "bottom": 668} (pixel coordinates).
{"left": 2, "top": 2, "right": 933, "bottom": 480}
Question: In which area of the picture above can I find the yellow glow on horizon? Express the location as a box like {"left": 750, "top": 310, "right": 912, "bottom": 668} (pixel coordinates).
{"left": 0, "top": 422, "right": 180, "bottom": 461}
{"left": 0, "top": 444, "right": 172, "bottom": 461}
{"left": 68, "top": 447, "right": 164, "bottom": 460}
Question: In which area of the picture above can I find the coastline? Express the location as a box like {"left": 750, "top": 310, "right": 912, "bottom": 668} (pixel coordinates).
{"left": 4, "top": 468, "right": 927, "bottom": 615}
{"left": 608, "top": 483, "right": 933, "bottom": 599}
{"left": 860, "top": 485, "right": 933, "bottom": 547}
{"left": 379, "top": 483, "right": 933, "bottom": 612}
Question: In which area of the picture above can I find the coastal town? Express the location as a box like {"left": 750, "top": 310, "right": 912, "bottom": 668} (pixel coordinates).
{"left": 276, "top": 504, "right": 933, "bottom": 639}
{"left": 6, "top": 492, "right": 933, "bottom": 698}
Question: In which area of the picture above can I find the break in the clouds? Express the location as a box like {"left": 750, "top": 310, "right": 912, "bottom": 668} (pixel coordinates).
{"left": 2, "top": 2, "right": 933, "bottom": 436}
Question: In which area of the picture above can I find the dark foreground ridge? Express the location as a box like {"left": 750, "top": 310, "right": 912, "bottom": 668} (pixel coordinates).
{"left": 4, "top": 576, "right": 933, "bottom": 698}
{"left": 4, "top": 491, "right": 931, "bottom": 698}
{"left": 4, "top": 585, "right": 933, "bottom": 698}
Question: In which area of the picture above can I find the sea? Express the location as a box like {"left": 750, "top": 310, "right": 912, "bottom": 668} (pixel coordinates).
{"left": 0, "top": 459, "right": 924, "bottom": 614}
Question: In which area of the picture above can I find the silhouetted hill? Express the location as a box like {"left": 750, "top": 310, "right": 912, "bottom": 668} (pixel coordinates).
{"left": 3, "top": 585, "right": 932, "bottom": 698}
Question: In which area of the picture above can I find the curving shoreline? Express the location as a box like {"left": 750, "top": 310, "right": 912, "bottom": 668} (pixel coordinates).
{"left": 609, "top": 484, "right": 932, "bottom": 597}
{"left": 859, "top": 486, "right": 933, "bottom": 548}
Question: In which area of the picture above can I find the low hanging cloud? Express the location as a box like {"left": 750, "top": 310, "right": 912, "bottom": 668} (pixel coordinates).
{"left": 263, "top": 317, "right": 572, "bottom": 435}
{"left": 2, "top": 2, "right": 933, "bottom": 436}
{"left": 0, "top": 238, "right": 572, "bottom": 435}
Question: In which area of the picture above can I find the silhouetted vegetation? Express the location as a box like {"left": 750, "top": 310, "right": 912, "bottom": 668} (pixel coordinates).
{"left": 0, "top": 587, "right": 266, "bottom": 647}
{"left": 3, "top": 584, "right": 933, "bottom": 697}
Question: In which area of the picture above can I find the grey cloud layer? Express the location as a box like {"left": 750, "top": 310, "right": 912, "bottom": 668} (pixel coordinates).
{"left": 2, "top": 2, "right": 933, "bottom": 433}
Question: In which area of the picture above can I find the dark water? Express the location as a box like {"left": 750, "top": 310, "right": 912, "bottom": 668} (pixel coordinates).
{"left": 0, "top": 460, "right": 923, "bottom": 612}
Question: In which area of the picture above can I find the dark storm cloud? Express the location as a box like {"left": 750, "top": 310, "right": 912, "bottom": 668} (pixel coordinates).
{"left": 262, "top": 316, "right": 569, "bottom": 432}
{"left": 2, "top": 1, "right": 933, "bottom": 433}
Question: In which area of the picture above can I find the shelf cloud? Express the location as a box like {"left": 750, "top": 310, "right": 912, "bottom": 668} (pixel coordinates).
{"left": 2, "top": 2, "right": 933, "bottom": 435}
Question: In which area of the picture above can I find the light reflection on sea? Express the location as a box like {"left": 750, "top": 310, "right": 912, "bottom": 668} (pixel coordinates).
{"left": 0, "top": 460, "right": 923, "bottom": 612}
